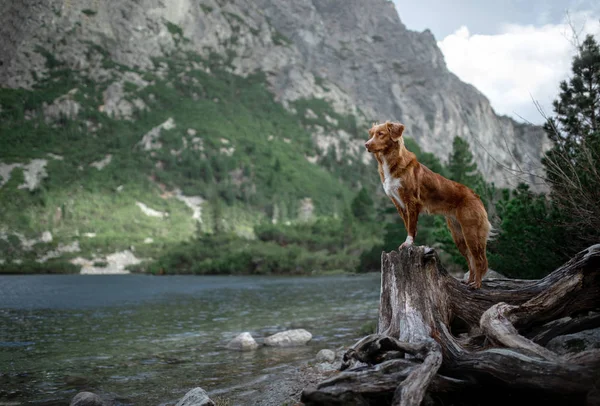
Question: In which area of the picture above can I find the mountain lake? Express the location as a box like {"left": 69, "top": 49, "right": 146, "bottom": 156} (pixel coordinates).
{"left": 0, "top": 273, "right": 381, "bottom": 405}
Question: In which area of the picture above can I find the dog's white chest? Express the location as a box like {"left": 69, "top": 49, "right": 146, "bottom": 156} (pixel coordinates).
{"left": 381, "top": 160, "right": 404, "bottom": 209}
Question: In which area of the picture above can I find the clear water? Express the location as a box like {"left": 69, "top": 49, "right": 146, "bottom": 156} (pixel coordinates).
{"left": 0, "top": 274, "right": 380, "bottom": 405}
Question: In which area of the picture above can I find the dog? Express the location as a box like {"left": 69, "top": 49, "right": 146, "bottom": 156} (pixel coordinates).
{"left": 365, "top": 121, "right": 491, "bottom": 289}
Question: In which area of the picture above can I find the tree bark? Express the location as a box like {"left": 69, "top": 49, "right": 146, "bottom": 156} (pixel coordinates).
{"left": 301, "top": 244, "right": 600, "bottom": 406}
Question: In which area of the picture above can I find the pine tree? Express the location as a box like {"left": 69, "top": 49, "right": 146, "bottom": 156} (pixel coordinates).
{"left": 545, "top": 35, "right": 600, "bottom": 153}
{"left": 488, "top": 184, "right": 565, "bottom": 279}
{"left": 351, "top": 187, "right": 374, "bottom": 222}
{"left": 210, "top": 193, "right": 224, "bottom": 235}
{"left": 341, "top": 204, "right": 356, "bottom": 249}
{"left": 447, "top": 136, "right": 482, "bottom": 189}
{"left": 542, "top": 34, "right": 600, "bottom": 251}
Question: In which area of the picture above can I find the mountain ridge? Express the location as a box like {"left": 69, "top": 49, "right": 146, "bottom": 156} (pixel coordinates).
{"left": 0, "top": 0, "right": 548, "bottom": 268}
{"left": 0, "top": 0, "right": 548, "bottom": 188}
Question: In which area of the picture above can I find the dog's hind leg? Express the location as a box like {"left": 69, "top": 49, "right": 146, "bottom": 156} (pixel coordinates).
{"left": 446, "top": 217, "right": 474, "bottom": 281}
{"left": 465, "top": 241, "right": 488, "bottom": 289}
{"left": 457, "top": 208, "right": 490, "bottom": 289}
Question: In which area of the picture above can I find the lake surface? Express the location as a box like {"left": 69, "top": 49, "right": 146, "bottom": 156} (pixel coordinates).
{"left": 0, "top": 274, "right": 381, "bottom": 405}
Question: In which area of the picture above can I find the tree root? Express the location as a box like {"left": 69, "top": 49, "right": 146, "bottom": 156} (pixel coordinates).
{"left": 301, "top": 244, "right": 600, "bottom": 405}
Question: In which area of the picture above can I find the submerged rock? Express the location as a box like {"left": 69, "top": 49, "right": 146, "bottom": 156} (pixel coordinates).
{"left": 64, "top": 375, "right": 90, "bottom": 386}
{"left": 226, "top": 332, "right": 259, "bottom": 351}
{"left": 316, "top": 349, "right": 336, "bottom": 363}
{"left": 175, "top": 387, "right": 215, "bottom": 406}
{"left": 70, "top": 391, "right": 104, "bottom": 406}
{"left": 316, "top": 362, "right": 339, "bottom": 372}
{"left": 264, "top": 329, "right": 312, "bottom": 347}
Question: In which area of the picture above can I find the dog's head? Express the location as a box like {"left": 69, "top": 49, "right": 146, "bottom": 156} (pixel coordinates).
{"left": 365, "top": 121, "right": 405, "bottom": 153}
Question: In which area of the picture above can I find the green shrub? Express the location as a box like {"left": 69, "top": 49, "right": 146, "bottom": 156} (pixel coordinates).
{"left": 488, "top": 184, "right": 566, "bottom": 279}
{"left": 165, "top": 21, "right": 183, "bottom": 37}
{"left": 148, "top": 211, "right": 376, "bottom": 275}
{"left": 0, "top": 260, "right": 80, "bottom": 274}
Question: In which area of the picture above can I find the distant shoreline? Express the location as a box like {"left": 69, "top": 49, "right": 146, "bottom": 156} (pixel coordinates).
{"left": 0, "top": 262, "right": 363, "bottom": 276}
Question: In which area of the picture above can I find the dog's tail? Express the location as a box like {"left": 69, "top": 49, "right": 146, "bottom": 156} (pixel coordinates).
{"left": 486, "top": 221, "right": 498, "bottom": 241}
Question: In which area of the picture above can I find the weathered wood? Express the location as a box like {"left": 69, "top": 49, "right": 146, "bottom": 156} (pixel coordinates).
{"left": 340, "top": 335, "right": 426, "bottom": 371}
{"left": 392, "top": 339, "right": 442, "bottom": 406}
{"left": 528, "top": 312, "right": 600, "bottom": 346}
{"left": 480, "top": 302, "right": 559, "bottom": 361}
{"left": 301, "top": 244, "right": 600, "bottom": 405}
{"left": 302, "top": 358, "right": 470, "bottom": 406}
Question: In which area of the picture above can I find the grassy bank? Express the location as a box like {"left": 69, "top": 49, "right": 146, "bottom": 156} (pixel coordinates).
{"left": 0, "top": 47, "right": 378, "bottom": 272}
{"left": 131, "top": 216, "right": 380, "bottom": 275}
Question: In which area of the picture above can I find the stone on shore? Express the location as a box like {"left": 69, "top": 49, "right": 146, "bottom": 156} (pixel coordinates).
{"left": 70, "top": 392, "right": 104, "bottom": 406}
{"left": 226, "top": 332, "right": 259, "bottom": 351}
{"left": 264, "top": 329, "right": 312, "bottom": 347}
{"left": 316, "top": 349, "right": 336, "bottom": 363}
{"left": 175, "top": 387, "right": 215, "bottom": 406}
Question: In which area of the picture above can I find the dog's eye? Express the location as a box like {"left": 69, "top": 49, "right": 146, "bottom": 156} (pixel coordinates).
{"left": 378, "top": 132, "right": 384, "bottom": 137}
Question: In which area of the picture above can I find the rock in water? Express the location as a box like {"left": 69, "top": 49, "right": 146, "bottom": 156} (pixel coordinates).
{"left": 316, "top": 349, "right": 336, "bottom": 363}
{"left": 70, "top": 392, "right": 104, "bottom": 406}
{"left": 226, "top": 332, "right": 259, "bottom": 351}
{"left": 264, "top": 329, "right": 312, "bottom": 347}
{"left": 176, "top": 387, "right": 215, "bottom": 406}
{"left": 64, "top": 375, "right": 90, "bottom": 386}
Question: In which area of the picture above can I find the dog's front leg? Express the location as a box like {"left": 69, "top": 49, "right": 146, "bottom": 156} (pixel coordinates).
{"left": 399, "top": 204, "right": 419, "bottom": 249}
{"left": 393, "top": 202, "right": 408, "bottom": 229}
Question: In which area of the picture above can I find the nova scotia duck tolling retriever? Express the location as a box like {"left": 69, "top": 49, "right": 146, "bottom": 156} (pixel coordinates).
{"left": 365, "top": 121, "right": 493, "bottom": 289}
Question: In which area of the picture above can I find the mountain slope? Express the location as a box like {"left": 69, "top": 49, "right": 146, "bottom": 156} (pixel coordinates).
{"left": 1, "top": 0, "right": 549, "bottom": 186}
{"left": 0, "top": 50, "right": 369, "bottom": 268}
{"left": 0, "top": 0, "right": 547, "bottom": 268}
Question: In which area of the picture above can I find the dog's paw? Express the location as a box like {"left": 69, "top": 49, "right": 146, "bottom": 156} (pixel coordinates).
{"left": 466, "top": 281, "right": 481, "bottom": 290}
{"left": 399, "top": 237, "right": 414, "bottom": 250}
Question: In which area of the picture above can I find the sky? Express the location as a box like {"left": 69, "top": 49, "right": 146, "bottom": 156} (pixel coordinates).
{"left": 392, "top": 0, "right": 600, "bottom": 124}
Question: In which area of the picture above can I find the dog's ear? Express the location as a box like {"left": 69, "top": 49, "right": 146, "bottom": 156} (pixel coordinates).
{"left": 386, "top": 122, "right": 405, "bottom": 142}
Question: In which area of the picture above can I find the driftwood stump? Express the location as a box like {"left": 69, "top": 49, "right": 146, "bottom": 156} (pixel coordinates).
{"left": 301, "top": 244, "right": 600, "bottom": 406}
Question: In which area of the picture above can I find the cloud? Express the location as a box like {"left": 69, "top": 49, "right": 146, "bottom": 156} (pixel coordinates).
{"left": 437, "top": 13, "right": 600, "bottom": 124}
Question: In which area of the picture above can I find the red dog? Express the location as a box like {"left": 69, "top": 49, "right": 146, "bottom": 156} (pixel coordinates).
{"left": 365, "top": 121, "right": 491, "bottom": 288}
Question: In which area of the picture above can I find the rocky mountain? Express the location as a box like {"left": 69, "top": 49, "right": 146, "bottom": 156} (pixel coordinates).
{"left": 0, "top": 0, "right": 548, "bottom": 268}
{"left": 1, "top": 0, "right": 548, "bottom": 187}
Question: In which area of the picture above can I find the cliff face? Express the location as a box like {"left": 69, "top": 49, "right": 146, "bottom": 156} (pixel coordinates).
{"left": 0, "top": 0, "right": 547, "bottom": 188}
{"left": 252, "top": 0, "right": 549, "bottom": 187}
